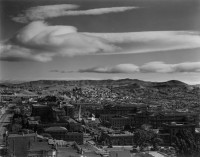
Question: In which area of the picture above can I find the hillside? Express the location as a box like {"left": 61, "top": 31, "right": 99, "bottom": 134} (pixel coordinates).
{"left": 1, "top": 79, "right": 200, "bottom": 111}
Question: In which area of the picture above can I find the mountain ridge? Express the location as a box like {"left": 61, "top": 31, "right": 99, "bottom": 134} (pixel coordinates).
{"left": 0, "top": 79, "right": 196, "bottom": 87}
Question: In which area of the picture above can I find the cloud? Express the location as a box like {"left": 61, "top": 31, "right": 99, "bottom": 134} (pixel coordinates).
{"left": 140, "top": 62, "right": 174, "bottom": 73}
{"left": 1, "top": 21, "right": 119, "bottom": 62}
{"left": 140, "top": 62, "right": 200, "bottom": 73}
{"left": 77, "top": 62, "right": 200, "bottom": 74}
{"left": 85, "top": 31, "right": 200, "bottom": 54}
{"left": 1, "top": 21, "right": 200, "bottom": 62}
{"left": 79, "top": 64, "right": 139, "bottom": 73}
{"left": 50, "top": 69, "right": 69, "bottom": 73}
{"left": 12, "top": 4, "right": 137, "bottom": 23}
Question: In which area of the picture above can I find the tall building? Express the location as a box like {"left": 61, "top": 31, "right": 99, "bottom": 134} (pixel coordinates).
{"left": 63, "top": 104, "right": 75, "bottom": 118}
{"left": 31, "top": 104, "right": 53, "bottom": 122}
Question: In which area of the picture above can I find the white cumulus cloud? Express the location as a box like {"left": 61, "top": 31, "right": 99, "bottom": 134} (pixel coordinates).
{"left": 140, "top": 62, "right": 175, "bottom": 73}
{"left": 140, "top": 62, "right": 200, "bottom": 73}
{"left": 1, "top": 21, "right": 200, "bottom": 62}
{"left": 12, "top": 4, "right": 137, "bottom": 23}
{"left": 79, "top": 64, "right": 139, "bottom": 73}
{"left": 77, "top": 62, "right": 200, "bottom": 74}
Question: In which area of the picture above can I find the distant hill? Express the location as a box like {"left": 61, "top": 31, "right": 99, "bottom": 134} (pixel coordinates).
{"left": 0, "top": 79, "right": 193, "bottom": 88}
{"left": 1, "top": 79, "right": 200, "bottom": 111}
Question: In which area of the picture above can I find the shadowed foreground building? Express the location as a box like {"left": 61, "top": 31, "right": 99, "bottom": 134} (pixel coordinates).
{"left": 27, "top": 142, "right": 56, "bottom": 157}
{"left": 6, "top": 133, "right": 56, "bottom": 157}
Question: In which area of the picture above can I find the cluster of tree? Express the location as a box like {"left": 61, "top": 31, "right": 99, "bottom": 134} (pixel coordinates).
{"left": 9, "top": 112, "right": 30, "bottom": 132}
{"left": 172, "top": 129, "right": 200, "bottom": 157}
{"left": 134, "top": 125, "right": 163, "bottom": 151}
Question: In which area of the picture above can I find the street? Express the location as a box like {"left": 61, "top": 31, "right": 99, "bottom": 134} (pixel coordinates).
{"left": 0, "top": 112, "right": 12, "bottom": 144}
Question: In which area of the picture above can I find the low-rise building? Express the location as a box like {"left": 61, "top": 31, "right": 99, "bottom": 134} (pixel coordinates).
{"left": 110, "top": 115, "right": 134, "bottom": 129}
{"left": 101, "top": 131, "right": 134, "bottom": 146}
{"left": 27, "top": 142, "right": 56, "bottom": 157}
{"left": 45, "top": 126, "right": 84, "bottom": 144}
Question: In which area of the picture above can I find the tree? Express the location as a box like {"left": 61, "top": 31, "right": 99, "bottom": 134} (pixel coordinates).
{"left": 141, "top": 124, "right": 152, "bottom": 131}
{"left": 134, "top": 129, "right": 150, "bottom": 151}
{"left": 134, "top": 129, "right": 163, "bottom": 151}
{"left": 151, "top": 137, "right": 163, "bottom": 151}
{"left": 173, "top": 129, "right": 200, "bottom": 157}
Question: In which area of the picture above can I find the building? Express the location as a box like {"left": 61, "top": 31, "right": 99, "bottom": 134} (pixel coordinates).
{"left": 100, "top": 114, "right": 135, "bottom": 129}
{"left": 149, "top": 112, "right": 198, "bottom": 129}
{"left": 63, "top": 104, "right": 75, "bottom": 118}
{"left": 7, "top": 133, "right": 37, "bottom": 157}
{"left": 45, "top": 126, "right": 68, "bottom": 140}
{"left": 132, "top": 111, "right": 198, "bottom": 129}
{"left": 67, "top": 118, "right": 82, "bottom": 132}
{"left": 65, "top": 132, "right": 83, "bottom": 144}
{"left": 109, "top": 115, "right": 134, "bottom": 129}
{"left": 31, "top": 104, "right": 53, "bottom": 122}
{"left": 134, "top": 111, "right": 152, "bottom": 128}
{"left": 44, "top": 126, "right": 84, "bottom": 144}
{"left": 51, "top": 107, "right": 66, "bottom": 122}
{"left": 27, "top": 142, "right": 56, "bottom": 157}
{"left": 100, "top": 114, "right": 116, "bottom": 123}
{"left": 95, "top": 105, "right": 139, "bottom": 116}
{"left": 109, "top": 151, "right": 131, "bottom": 157}
{"left": 28, "top": 120, "right": 39, "bottom": 132}
{"left": 101, "top": 131, "right": 134, "bottom": 146}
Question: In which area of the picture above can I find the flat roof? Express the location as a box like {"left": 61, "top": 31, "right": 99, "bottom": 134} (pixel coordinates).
{"left": 45, "top": 126, "right": 68, "bottom": 132}
{"left": 8, "top": 133, "right": 36, "bottom": 138}
{"left": 32, "top": 104, "right": 48, "bottom": 107}
{"left": 29, "top": 142, "right": 52, "bottom": 151}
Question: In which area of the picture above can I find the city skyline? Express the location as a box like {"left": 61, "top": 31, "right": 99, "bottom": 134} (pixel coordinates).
{"left": 1, "top": 0, "right": 200, "bottom": 84}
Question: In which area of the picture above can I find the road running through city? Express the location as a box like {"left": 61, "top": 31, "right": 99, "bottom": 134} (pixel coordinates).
{"left": 0, "top": 111, "right": 12, "bottom": 145}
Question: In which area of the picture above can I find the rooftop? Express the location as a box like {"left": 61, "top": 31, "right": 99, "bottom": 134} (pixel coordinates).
{"left": 28, "top": 120, "right": 39, "bottom": 125}
{"left": 108, "top": 132, "right": 134, "bottom": 137}
{"left": 8, "top": 133, "right": 37, "bottom": 138}
{"left": 32, "top": 104, "right": 48, "bottom": 107}
{"left": 29, "top": 142, "right": 53, "bottom": 152}
{"left": 163, "top": 122, "right": 196, "bottom": 127}
{"left": 45, "top": 126, "right": 68, "bottom": 132}
{"left": 67, "top": 118, "right": 77, "bottom": 123}
{"left": 110, "top": 151, "right": 131, "bottom": 157}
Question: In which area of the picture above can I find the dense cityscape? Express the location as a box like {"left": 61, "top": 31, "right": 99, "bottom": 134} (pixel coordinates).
{"left": 1, "top": 0, "right": 200, "bottom": 157}
{"left": 0, "top": 79, "right": 200, "bottom": 157}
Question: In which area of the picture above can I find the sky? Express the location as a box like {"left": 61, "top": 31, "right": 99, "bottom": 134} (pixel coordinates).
{"left": 1, "top": 0, "right": 200, "bottom": 84}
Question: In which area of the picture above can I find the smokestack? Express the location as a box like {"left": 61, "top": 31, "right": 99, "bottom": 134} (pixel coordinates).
{"left": 78, "top": 105, "right": 81, "bottom": 121}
